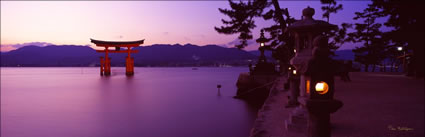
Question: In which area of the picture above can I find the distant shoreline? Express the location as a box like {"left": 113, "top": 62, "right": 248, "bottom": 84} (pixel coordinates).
{"left": 0, "top": 66, "right": 248, "bottom": 68}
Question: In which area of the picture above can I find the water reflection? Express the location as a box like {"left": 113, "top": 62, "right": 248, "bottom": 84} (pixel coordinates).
{"left": 1, "top": 67, "right": 258, "bottom": 137}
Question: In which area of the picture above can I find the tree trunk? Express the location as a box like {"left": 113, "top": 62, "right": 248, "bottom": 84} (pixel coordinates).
{"left": 271, "top": 0, "right": 291, "bottom": 66}
{"left": 280, "top": 62, "right": 288, "bottom": 75}
{"left": 372, "top": 64, "right": 376, "bottom": 72}
{"left": 413, "top": 42, "right": 425, "bottom": 78}
{"left": 390, "top": 62, "right": 394, "bottom": 72}
{"left": 383, "top": 63, "right": 386, "bottom": 72}
{"left": 364, "top": 64, "right": 369, "bottom": 72}
{"left": 271, "top": 0, "right": 287, "bottom": 32}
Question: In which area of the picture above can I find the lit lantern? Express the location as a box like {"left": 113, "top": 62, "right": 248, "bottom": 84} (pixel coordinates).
{"left": 306, "top": 80, "right": 310, "bottom": 94}
{"left": 292, "top": 70, "right": 297, "bottom": 75}
{"left": 315, "top": 81, "right": 329, "bottom": 94}
{"left": 256, "top": 29, "right": 268, "bottom": 63}
{"left": 308, "top": 78, "right": 334, "bottom": 100}
{"left": 288, "top": 67, "right": 292, "bottom": 70}
{"left": 286, "top": 7, "right": 342, "bottom": 137}
{"left": 397, "top": 46, "right": 403, "bottom": 51}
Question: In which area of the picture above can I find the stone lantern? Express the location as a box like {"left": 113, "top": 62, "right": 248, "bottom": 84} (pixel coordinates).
{"left": 286, "top": 64, "right": 300, "bottom": 108}
{"left": 285, "top": 6, "right": 343, "bottom": 137}
{"left": 256, "top": 29, "right": 268, "bottom": 63}
{"left": 251, "top": 29, "right": 277, "bottom": 75}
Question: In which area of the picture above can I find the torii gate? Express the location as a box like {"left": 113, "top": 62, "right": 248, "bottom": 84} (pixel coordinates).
{"left": 90, "top": 38, "right": 144, "bottom": 76}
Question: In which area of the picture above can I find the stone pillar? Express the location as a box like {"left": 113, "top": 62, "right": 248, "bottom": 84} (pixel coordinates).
{"left": 287, "top": 72, "right": 300, "bottom": 107}
{"left": 306, "top": 99, "right": 343, "bottom": 137}
{"left": 284, "top": 6, "right": 345, "bottom": 137}
{"left": 307, "top": 112, "right": 330, "bottom": 137}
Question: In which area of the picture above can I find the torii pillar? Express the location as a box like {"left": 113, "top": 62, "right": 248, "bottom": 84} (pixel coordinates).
{"left": 90, "top": 39, "right": 144, "bottom": 76}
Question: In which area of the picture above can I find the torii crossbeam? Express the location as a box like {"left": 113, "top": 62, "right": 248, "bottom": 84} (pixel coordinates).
{"left": 90, "top": 38, "right": 144, "bottom": 76}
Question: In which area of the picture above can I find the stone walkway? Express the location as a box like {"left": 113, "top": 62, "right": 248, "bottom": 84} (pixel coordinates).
{"left": 250, "top": 72, "right": 424, "bottom": 137}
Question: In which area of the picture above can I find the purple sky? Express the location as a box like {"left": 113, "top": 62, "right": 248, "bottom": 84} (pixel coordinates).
{"left": 1, "top": 1, "right": 376, "bottom": 52}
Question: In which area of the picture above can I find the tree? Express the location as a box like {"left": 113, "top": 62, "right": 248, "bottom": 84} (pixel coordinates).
{"left": 321, "top": 0, "right": 343, "bottom": 22}
{"left": 369, "top": 0, "right": 424, "bottom": 77}
{"left": 320, "top": 0, "right": 351, "bottom": 52}
{"left": 348, "top": 5, "right": 386, "bottom": 72}
{"left": 214, "top": 0, "right": 268, "bottom": 49}
{"left": 384, "top": 43, "right": 404, "bottom": 72}
{"left": 215, "top": 0, "right": 346, "bottom": 73}
{"left": 215, "top": 0, "right": 296, "bottom": 73}
{"left": 262, "top": 0, "right": 296, "bottom": 72}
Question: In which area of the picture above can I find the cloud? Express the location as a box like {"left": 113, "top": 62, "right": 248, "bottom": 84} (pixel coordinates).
{"left": 0, "top": 44, "right": 16, "bottom": 52}
{"left": 11, "top": 42, "right": 54, "bottom": 49}
{"left": 1, "top": 42, "right": 54, "bottom": 52}
{"left": 163, "top": 32, "right": 169, "bottom": 35}
{"left": 224, "top": 38, "right": 257, "bottom": 48}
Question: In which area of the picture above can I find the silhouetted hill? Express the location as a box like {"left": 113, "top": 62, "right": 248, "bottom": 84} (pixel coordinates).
{"left": 1, "top": 44, "right": 257, "bottom": 67}
{"left": 248, "top": 50, "right": 273, "bottom": 58}
{"left": 1, "top": 45, "right": 99, "bottom": 66}
{"left": 333, "top": 49, "right": 354, "bottom": 60}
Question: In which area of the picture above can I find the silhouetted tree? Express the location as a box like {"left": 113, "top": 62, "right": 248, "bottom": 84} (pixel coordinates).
{"left": 320, "top": 0, "right": 351, "bottom": 52}
{"left": 369, "top": 0, "right": 424, "bottom": 77}
{"left": 321, "top": 0, "right": 343, "bottom": 22}
{"left": 215, "top": 0, "right": 347, "bottom": 74}
{"left": 215, "top": 0, "right": 295, "bottom": 73}
{"left": 263, "top": 0, "right": 296, "bottom": 72}
{"left": 347, "top": 5, "right": 386, "bottom": 72}
{"left": 384, "top": 43, "right": 404, "bottom": 72}
{"left": 214, "top": 0, "right": 268, "bottom": 49}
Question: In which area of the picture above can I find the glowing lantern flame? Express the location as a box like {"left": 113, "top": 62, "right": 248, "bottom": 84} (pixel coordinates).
{"left": 315, "top": 81, "right": 329, "bottom": 94}
{"left": 260, "top": 43, "right": 265, "bottom": 47}
{"left": 292, "top": 70, "right": 297, "bottom": 75}
{"left": 306, "top": 80, "right": 310, "bottom": 94}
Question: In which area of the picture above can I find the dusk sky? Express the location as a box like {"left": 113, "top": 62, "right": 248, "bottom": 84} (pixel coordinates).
{"left": 1, "top": 1, "right": 374, "bottom": 52}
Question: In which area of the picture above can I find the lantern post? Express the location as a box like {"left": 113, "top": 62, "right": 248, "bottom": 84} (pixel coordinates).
{"left": 251, "top": 29, "right": 277, "bottom": 75}
{"left": 257, "top": 29, "right": 268, "bottom": 63}
{"left": 286, "top": 65, "right": 300, "bottom": 108}
{"left": 286, "top": 6, "right": 343, "bottom": 137}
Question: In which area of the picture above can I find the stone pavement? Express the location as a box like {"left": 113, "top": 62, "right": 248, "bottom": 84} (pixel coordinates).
{"left": 249, "top": 72, "right": 424, "bottom": 137}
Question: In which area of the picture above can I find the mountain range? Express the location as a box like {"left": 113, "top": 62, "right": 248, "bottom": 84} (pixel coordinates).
{"left": 0, "top": 44, "right": 354, "bottom": 67}
{"left": 0, "top": 44, "right": 257, "bottom": 67}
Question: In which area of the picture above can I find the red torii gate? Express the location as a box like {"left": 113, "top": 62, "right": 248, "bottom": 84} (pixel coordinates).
{"left": 90, "top": 38, "right": 144, "bottom": 76}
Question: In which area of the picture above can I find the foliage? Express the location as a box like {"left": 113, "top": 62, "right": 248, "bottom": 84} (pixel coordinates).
{"left": 369, "top": 0, "right": 424, "bottom": 76}
{"left": 215, "top": 0, "right": 348, "bottom": 72}
{"left": 262, "top": 0, "right": 296, "bottom": 65}
{"left": 320, "top": 0, "right": 343, "bottom": 22}
{"left": 214, "top": 0, "right": 268, "bottom": 49}
{"left": 347, "top": 5, "right": 387, "bottom": 71}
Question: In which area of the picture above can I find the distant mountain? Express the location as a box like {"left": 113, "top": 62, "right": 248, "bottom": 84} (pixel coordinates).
{"left": 333, "top": 49, "right": 354, "bottom": 61}
{"left": 1, "top": 45, "right": 100, "bottom": 67}
{"left": 248, "top": 50, "right": 273, "bottom": 58}
{"left": 0, "top": 44, "right": 257, "bottom": 67}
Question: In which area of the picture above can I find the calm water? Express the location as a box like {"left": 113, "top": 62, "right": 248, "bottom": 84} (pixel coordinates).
{"left": 1, "top": 67, "right": 258, "bottom": 137}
